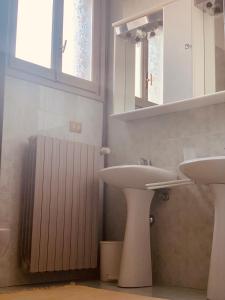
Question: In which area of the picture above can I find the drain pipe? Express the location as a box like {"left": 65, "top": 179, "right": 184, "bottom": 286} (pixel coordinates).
{"left": 147, "top": 179, "right": 194, "bottom": 226}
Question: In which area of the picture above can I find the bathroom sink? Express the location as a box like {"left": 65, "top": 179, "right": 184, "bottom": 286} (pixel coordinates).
{"left": 99, "top": 165, "right": 176, "bottom": 288}
{"left": 179, "top": 156, "right": 225, "bottom": 184}
{"left": 179, "top": 156, "right": 225, "bottom": 300}
{"left": 99, "top": 165, "right": 177, "bottom": 189}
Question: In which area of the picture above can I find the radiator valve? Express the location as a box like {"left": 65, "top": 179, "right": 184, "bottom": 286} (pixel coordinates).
{"left": 100, "top": 147, "right": 111, "bottom": 155}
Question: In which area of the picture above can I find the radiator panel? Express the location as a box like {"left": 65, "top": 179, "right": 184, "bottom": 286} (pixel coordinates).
{"left": 70, "top": 142, "right": 82, "bottom": 270}
{"left": 47, "top": 137, "right": 60, "bottom": 272}
{"left": 22, "top": 136, "right": 101, "bottom": 273}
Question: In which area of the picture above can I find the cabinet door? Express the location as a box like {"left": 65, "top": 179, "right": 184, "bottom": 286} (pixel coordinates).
{"left": 163, "top": 0, "right": 193, "bottom": 103}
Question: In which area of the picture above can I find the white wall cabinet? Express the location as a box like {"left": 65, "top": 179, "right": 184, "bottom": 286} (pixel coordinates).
{"left": 113, "top": 0, "right": 218, "bottom": 113}
{"left": 163, "top": 0, "right": 216, "bottom": 103}
{"left": 163, "top": 0, "right": 193, "bottom": 103}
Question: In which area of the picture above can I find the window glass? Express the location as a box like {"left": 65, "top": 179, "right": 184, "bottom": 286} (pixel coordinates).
{"left": 147, "top": 27, "right": 163, "bottom": 104}
{"left": 135, "top": 42, "right": 142, "bottom": 98}
{"left": 62, "top": 0, "right": 93, "bottom": 81}
{"left": 15, "top": 0, "right": 53, "bottom": 68}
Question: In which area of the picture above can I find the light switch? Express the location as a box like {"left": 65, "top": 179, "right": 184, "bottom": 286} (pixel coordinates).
{"left": 69, "top": 121, "right": 82, "bottom": 133}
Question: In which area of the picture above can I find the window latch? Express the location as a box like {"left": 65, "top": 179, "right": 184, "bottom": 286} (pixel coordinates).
{"left": 61, "top": 40, "right": 67, "bottom": 53}
{"left": 185, "top": 43, "right": 192, "bottom": 50}
{"left": 145, "top": 73, "right": 153, "bottom": 89}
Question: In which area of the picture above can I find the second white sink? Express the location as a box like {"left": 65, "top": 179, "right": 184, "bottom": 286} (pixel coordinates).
{"left": 179, "top": 156, "right": 225, "bottom": 184}
{"left": 179, "top": 156, "right": 225, "bottom": 300}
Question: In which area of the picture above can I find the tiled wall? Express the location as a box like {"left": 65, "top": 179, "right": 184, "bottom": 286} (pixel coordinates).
{"left": 105, "top": 0, "right": 225, "bottom": 290}
{"left": 0, "top": 76, "right": 103, "bottom": 287}
{"left": 106, "top": 104, "right": 225, "bottom": 289}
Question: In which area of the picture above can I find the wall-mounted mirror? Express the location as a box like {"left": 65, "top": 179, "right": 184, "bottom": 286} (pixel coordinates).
{"left": 113, "top": 0, "right": 225, "bottom": 113}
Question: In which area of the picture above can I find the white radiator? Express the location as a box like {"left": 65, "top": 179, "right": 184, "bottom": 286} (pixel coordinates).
{"left": 21, "top": 135, "right": 101, "bottom": 273}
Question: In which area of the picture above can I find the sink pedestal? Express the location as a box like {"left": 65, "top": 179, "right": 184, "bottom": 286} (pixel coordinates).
{"left": 99, "top": 164, "right": 176, "bottom": 288}
{"left": 207, "top": 184, "right": 225, "bottom": 300}
{"left": 118, "top": 188, "right": 154, "bottom": 288}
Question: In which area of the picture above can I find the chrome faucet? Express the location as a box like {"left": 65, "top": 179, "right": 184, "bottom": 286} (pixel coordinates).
{"left": 139, "top": 158, "right": 152, "bottom": 166}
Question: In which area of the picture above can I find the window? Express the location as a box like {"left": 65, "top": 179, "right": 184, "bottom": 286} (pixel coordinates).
{"left": 15, "top": 0, "right": 53, "bottom": 68}
{"left": 147, "top": 27, "right": 163, "bottom": 104}
{"left": 9, "top": 0, "right": 103, "bottom": 99}
{"left": 134, "top": 14, "right": 163, "bottom": 107}
{"left": 135, "top": 41, "right": 143, "bottom": 99}
{"left": 62, "top": 0, "right": 93, "bottom": 81}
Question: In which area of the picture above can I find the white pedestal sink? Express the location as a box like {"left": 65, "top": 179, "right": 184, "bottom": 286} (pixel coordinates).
{"left": 99, "top": 165, "right": 177, "bottom": 287}
{"left": 179, "top": 156, "right": 225, "bottom": 300}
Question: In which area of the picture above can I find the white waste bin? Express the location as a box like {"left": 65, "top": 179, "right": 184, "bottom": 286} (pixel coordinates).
{"left": 100, "top": 241, "right": 123, "bottom": 282}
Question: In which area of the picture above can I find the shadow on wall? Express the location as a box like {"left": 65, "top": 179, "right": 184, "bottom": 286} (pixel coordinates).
{"left": 105, "top": 183, "right": 214, "bottom": 289}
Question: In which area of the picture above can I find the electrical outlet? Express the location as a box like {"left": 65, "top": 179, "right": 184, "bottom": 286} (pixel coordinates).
{"left": 69, "top": 121, "right": 82, "bottom": 133}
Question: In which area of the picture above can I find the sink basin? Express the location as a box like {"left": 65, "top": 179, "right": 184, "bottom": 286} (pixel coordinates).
{"left": 179, "top": 156, "right": 225, "bottom": 184}
{"left": 179, "top": 156, "right": 225, "bottom": 300}
{"left": 99, "top": 165, "right": 176, "bottom": 288}
{"left": 99, "top": 165, "right": 177, "bottom": 189}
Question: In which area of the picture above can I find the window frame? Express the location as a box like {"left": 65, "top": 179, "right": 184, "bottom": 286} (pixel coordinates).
{"left": 7, "top": 0, "right": 105, "bottom": 101}
{"left": 135, "top": 37, "right": 162, "bottom": 108}
{"left": 135, "top": 38, "right": 155, "bottom": 108}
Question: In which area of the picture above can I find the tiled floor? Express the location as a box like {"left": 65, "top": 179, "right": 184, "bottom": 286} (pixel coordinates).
{"left": 80, "top": 281, "right": 207, "bottom": 300}
{"left": 0, "top": 281, "right": 207, "bottom": 300}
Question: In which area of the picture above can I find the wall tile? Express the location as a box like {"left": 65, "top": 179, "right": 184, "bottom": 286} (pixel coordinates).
{"left": 105, "top": 0, "right": 225, "bottom": 290}
{"left": 106, "top": 103, "right": 222, "bottom": 289}
{"left": 0, "top": 76, "right": 103, "bottom": 287}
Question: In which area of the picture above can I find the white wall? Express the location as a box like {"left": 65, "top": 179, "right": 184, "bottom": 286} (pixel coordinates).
{"left": 0, "top": 76, "right": 103, "bottom": 287}
{"left": 106, "top": 0, "right": 224, "bottom": 289}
